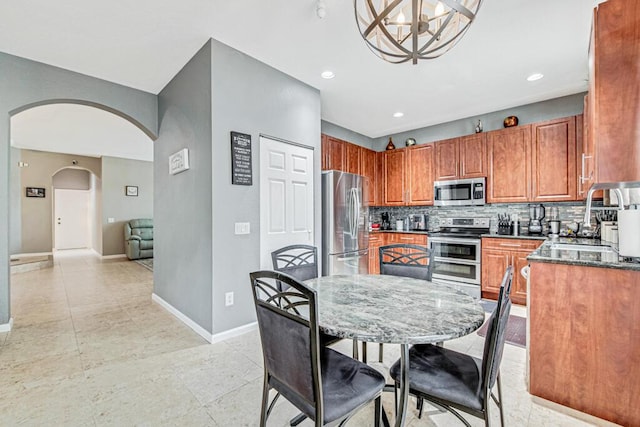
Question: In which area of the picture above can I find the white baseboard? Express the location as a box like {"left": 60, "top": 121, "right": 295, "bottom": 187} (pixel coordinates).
{"left": 152, "top": 293, "right": 214, "bottom": 343}
{"left": 10, "top": 252, "right": 52, "bottom": 260}
{"left": 0, "top": 318, "right": 14, "bottom": 332}
{"left": 212, "top": 322, "right": 257, "bottom": 343}
{"left": 102, "top": 254, "right": 127, "bottom": 260}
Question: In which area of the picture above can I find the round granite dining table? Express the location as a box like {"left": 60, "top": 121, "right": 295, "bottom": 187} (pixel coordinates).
{"left": 305, "top": 274, "right": 485, "bottom": 427}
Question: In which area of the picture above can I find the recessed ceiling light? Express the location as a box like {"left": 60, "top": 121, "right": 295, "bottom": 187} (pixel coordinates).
{"left": 527, "top": 73, "right": 544, "bottom": 82}
{"left": 321, "top": 70, "right": 335, "bottom": 79}
{"left": 393, "top": 112, "right": 404, "bottom": 118}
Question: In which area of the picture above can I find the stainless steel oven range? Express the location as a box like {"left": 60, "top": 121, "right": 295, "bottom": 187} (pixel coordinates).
{"left": 428, "top": 217, "right": 490, "bottom": 299}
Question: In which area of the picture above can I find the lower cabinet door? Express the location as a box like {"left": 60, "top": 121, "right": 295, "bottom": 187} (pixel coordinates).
{"left": 481, "top": 249, "right": 511, "bottom": 300}
{"left": 511, "top": 251, "right": 532, "bottom": 305}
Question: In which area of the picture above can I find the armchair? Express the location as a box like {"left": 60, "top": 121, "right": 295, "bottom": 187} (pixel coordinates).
{"left": 125, "top": 219, "right": 153, "bottom": 260}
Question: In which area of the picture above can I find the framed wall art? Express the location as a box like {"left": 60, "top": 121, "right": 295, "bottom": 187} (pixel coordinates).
{"left": 26, "top": 187, "right": 45, "bottom": 198}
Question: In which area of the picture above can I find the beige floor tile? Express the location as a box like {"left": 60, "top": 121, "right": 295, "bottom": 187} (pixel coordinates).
{"left": 0, "top": 350, "right": 84, "bottom": 388}
{"left": 11, "top": 300, "right": 72, "bottom": 326}
{"left": 153, "top": 407, "right": 217, "bottom": 427}
{"left": 0, "top": 331, "right": 78, "bottom": 365}
{"left": 8, "top": 317, "right": 75, "bottom": 343}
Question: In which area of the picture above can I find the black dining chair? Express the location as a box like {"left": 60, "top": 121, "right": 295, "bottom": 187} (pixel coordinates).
{"left": 372, "top": 244, "right": 435, "bottom": 363}
{"left": 249, "top": 270, "right": 385, "bottom": 427}
{"left": 389, "top": 266, "right": 514, "bottom": 427}
{"left": 379, "top": 244, "right": 435, "bottom": 281}
{"left": 271, "top": 244, "right": 342, "bottom": 348}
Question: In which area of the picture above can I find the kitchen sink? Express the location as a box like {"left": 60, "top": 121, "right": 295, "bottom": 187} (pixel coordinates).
{"left": 549, "top": 243, "right": 615, "bottom": 253}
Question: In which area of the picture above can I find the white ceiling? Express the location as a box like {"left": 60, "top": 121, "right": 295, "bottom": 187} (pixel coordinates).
{"left": 0, "top": 0, "right": 597, "bottom": 143}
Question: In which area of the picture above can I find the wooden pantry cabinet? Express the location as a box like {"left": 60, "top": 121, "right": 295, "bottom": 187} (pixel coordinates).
{"left": 587, "top": 0, "right": 640, "bottom": 184}
{"left": 481, "top": 237, "right": 542, "bottom": 305}
{"left": 321, "top": 134, "right": 345, "bottom": 171}
{"left": 434, "top": 134, "right": 486, "bottom": 181}
{"left": 382, "top": 144, "right": 434, "bottom": 206}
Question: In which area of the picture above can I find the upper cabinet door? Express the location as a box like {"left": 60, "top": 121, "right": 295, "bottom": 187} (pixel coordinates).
{"left": 434, "top": 138, "right": 459, "bottom": 181}
{"left": 486, "top": 125, "right": 532, "bottom": 203}
{"left": 321, "top": 135, "right": 345, "bottom": 171}
{"left": 344, "top": 143, "right": 361, "bottom": 175}
{"left": 407, "top": 144, "right": 434, "bottom": 205}
{"left": 591, "top": 0, "right": 640, "bottom": 183}
{"left": 459, "top": 133, "right": 486, "bottom": 178}
{"left": 531, "top": 116, "right": 577, "bottom": 202}
{"left": 360, "top": 147, "right": 376, "bottom": 206}
{"left": 383, "top": 149, "right": 406, "bottom": 205}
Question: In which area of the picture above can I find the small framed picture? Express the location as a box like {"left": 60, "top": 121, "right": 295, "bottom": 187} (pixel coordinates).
{"left": 125, "top": 186, "right": 138, "bottom": 197}
{"left": 26, "top": 187, "right": 45, "bottom": 198}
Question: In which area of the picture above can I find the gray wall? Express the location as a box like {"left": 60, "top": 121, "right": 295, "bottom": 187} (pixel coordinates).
{"left": 321, "top": 120, "right": 374, "bottom": 148}
{"left": 101, "top": 156, "right": 153, "bottom": 256}
{"left": 155, "top": 41, "right": 213, "bottom": 333}
{"left": 372, "top": 93, "right": 586, "bottom": 150}
{"left": 9, "top": 147, "right": 21, "bottom": 254}
{"left": 210, "top": 39, "right": 321, "bottom": 334}
{"left": 19, "top": 150, "right": 101, "bottom": 254}
{"left": 0, "top": 51, "right": 158, "bottom": 325}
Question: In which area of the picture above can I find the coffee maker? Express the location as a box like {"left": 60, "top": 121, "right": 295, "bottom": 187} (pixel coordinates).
{"left": 381, "top": 212, "right": 391, "bottom": 230}
{"left": 529, "top": 204, "right": 546, "bottom": 234}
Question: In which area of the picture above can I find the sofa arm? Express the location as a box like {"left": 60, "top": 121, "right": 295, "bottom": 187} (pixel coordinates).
{"left": 126, "top": 239, "right": 141, "bottom": 260}
{"left": 128, "top": 235, "right": 142, "bottom": 241}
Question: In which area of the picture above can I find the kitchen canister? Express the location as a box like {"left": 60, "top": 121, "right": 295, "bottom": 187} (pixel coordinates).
{"left": 618, "top": 210, "right": 640, "bottom": 257}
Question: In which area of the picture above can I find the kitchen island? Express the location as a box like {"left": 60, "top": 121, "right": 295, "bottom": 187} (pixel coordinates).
{"left": 527, "top": 240, "right": 640, "bottom": 426}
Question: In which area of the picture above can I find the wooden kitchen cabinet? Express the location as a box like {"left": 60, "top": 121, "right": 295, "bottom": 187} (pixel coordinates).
{"left": 481, "top": 237, "right": 542, "bottom": 305}
{"left": 434, "top": 134, "right": 486, "bottom": 181}
{"left": 382, "top": 144, "right": 434, "bottom": 206}
{"left": 588, "top": 0, "right": 640, "bottom": 183}
{"left": 382, "top": 149, "right": 406, "bottom": 205}
{"left": 321, "top": 134, "right": 345, "bottom": 171}
{"left": 486, "top": 125, "right": 532, "bottom": 203}
{"left": 368, "top": 233, "right": 385, "bottom": 274}
{"left": 531, "top": 116, "right": 577, "bottom": 202}
{"left": 360, "top": 147, "right": 377, "bottom": 206}
{"left": 344, "top": 142, "right": 361, "bottom": 175}
{"left": 406, "top": 144, "right": 434, "bottom": 205}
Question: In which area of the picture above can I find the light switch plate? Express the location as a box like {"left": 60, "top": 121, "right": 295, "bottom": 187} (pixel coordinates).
{"left": 108, "top": 218, "right": 115, "bottom": 223}
{"left": 234, "top": 222, "right": 250, "bottom": 235}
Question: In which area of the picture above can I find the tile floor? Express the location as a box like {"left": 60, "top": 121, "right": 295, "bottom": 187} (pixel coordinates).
{"left": 1, "top": 250, "right": 617, "bottom": 426}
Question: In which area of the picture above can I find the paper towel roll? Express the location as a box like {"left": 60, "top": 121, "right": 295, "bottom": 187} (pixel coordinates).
{"left": 618, "top": 210, "right": 640, "bottom": 257}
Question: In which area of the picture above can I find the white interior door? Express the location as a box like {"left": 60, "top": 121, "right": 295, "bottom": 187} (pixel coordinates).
{"left": 54, "top": 189, "right": 90, "bottom": 250}
{"left": 260, "top": 136, "right": 314, "bottom": 269}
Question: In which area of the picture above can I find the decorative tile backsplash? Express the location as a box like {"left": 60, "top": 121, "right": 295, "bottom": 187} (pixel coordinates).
{"left": 370, "top": 201, "right": 611, "bottom": 235}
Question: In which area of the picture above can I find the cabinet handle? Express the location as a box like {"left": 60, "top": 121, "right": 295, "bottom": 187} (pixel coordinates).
{"left": 579, "top": 153, "right": 594, "bottom": 193}
{"left": 499, "top": 243, "right": 523, "bottom": 248}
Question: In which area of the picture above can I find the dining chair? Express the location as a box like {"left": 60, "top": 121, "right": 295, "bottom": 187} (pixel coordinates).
{"left": 373, "top": 244, "right": 435, "bottom": 362}
{"left": 249, "top": 270, "right": 385, "bottom": 427}
{"left": 379, "top": 244, "right": 435, "bottom": 281}
{"left": 271, "top": 244, "right": 342, "bottom": 348}
{"left": 389, "top": 266, "right": 514, "bottom": 427}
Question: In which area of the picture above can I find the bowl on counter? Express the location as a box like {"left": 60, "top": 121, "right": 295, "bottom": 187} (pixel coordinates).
{"left": 371, "top": 223, "right": 381, "bottom": 230}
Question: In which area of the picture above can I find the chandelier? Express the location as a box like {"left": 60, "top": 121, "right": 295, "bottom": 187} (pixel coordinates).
{"left": 354, "top": 0, "right": 483, "bottom": 64}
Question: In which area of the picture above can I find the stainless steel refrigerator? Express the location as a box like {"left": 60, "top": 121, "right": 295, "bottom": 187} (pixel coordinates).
{"left": 322, "top": 170, "right": 369, "bottom": 275}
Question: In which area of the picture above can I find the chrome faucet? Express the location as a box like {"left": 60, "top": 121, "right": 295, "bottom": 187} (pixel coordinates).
{"left": 583, "top": 181, "right": 640, "bottom": 226}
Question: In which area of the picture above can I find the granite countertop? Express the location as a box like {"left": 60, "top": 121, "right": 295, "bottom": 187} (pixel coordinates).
{"left": 306, "top": 274, "right": 485, "bottom": 344}
{"left": 370, "top": 229, "right": 430, "bottom": 234}
{"left": 527, "top": 237, "right": 640, "bottom": 271}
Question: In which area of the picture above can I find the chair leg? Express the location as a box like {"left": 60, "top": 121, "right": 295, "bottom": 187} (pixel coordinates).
{"left": 352, "top": 339, "right": 359, "bottom": 360}
{"left": 362, "top": 341, "right": 368, "bottom": 364}
{"left": 374, "top": 396, "right": 382, "bottom": 427}
{"left": 379, "top": 343, "right": 384, "bottom": 362}
{"left": 290, "top": 413, "right": 307, "bottom": 426}
{"left": 417, "top": 398, "right": 424, "bottom": 419}
{"left": 260, "top": 376, "right": 271, "bottom": 427}
{"left": 497, "top": 373, "right": 505, "bottom": 427}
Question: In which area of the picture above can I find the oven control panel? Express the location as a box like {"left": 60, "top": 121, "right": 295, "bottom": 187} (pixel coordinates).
{"left": 439, "top": 217, "right": 490, "bottom": 228}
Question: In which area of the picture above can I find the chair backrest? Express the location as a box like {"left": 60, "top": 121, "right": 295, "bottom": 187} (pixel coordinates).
{"left": 271, "top": 245, "right": 319, "bottom": 281}
{"left": 249, "top": 270, "right": 323, "bottom": 420}
{"left": 379, "top": 244, "right": 434, "bottom": 281}
{"left": 480, "top": 266, "right": 514, "bottom": 392}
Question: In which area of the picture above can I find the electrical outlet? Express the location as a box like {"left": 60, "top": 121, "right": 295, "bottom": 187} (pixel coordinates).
{"left": 225, "top": 292, "right": 234, "bottom": 306}
{"left": 108, "top": 218, "right": 115, "bottom": 223}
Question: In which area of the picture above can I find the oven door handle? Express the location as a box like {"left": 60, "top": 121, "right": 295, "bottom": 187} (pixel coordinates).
{"left": 429, "top": 237, "right": 481, "bottom": 245}
{"left": 433, "top": 257, "right": 480, "bottom": 265}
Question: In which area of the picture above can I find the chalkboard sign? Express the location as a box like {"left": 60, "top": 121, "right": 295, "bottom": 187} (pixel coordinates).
{"left": 231, "top": 131, "right": 252, "bottom": 185}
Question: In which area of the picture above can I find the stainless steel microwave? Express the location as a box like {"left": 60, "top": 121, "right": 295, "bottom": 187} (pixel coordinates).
{"left": 434, "top": 177, "right": 486, "bottom": 206}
